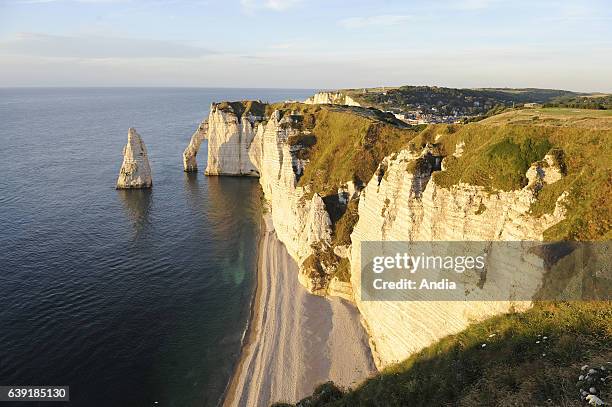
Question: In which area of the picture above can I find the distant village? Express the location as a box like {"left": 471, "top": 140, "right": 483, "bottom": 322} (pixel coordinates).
{"left": 391, "top": 109, "right": 462, "bottom": 125}
{"left": 348, "top": 86, "right": 547, "bottom": 125}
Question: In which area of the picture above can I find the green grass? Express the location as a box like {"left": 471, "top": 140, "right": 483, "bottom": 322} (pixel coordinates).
{"left": 435, "top": 132, "right": 552, "bottom": 191}
{"left": 540, "top": 107, "right": 612, "bottom": 116}
{"left": 332, "top": 199, "right": 359, "bottom": 247}
{"left": 287, "top": 301, "right": 612, "bottom": 407}
{"left": 301, "top": 243, "right": 351, "bottom": 286}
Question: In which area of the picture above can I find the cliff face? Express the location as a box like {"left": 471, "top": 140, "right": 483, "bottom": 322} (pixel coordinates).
{"left": 253, "top": 110, "right": 332, "bottom": 263}
{"left": 117, "top": 128, "right": 152, "bottom": 189}
{"left": 196, "top": 102, "right": 571, "bottom": 369}
{"left": 304, "top": 91, "right": 360, "bottom": 106}
{"left": 349, "top": 148, "right": 566, "bottom": 367}
{"left": 204, "top": 104, "right": 260, "bottom": 176}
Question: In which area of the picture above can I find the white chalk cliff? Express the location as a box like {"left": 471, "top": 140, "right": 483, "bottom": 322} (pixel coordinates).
{"left": 304, "top": 91, "right": 361, "bottom": 106}
{"left": 183, "top": 120, "right": 208, "bottom": 172}
{"left": 116, "top": 128, "right": 152, "bottom": 189}
{"left": 191, "top": 101, "right": 568, "bottom": 370}
{"left": 204, "top": 104, "right": 260, "bottom": 176}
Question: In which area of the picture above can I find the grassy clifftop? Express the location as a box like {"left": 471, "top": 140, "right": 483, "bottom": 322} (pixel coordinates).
{"left": 277, "top": 302, "right": 611, "bottom": 407}
{"left": 263, "top": 103, "right": 424, "bottom": 283}
{"left": 480, "top": 107, "right": 612, "bottom": 129}
{"left": 214, "top": 100, "right": 267, "bottom": 117}
{"left": 426, "top": 109, "right": 611, "bottom": 240}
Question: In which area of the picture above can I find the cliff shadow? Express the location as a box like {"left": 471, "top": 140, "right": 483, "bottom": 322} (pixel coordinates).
{"left": 216, "top": 133, "right": 260, "bottom": 176}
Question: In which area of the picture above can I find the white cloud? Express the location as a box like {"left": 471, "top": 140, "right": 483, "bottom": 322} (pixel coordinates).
{"left": 338, "top": 14, "right": 412, "bottom": 29}
{"left": 450, "top": 0, "right": 500, "bottom": 10}
{"left": 240, "top": 0, "right": 300, "bottom": 13}
{"left": 268, "top": 42, "right": 293, "bottom": 49}
{"left": 0, "top": 33, "right": 213, "bottom": 59}
{"left": 265, "top": 0, "right": 299, "bottom": 10}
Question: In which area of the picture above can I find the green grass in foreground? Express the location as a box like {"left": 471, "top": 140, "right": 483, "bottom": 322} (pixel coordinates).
{"left": 276, "top": 301, "right": 611, "bottom": 407}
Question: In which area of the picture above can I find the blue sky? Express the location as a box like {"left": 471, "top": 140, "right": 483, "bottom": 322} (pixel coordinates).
{"left": 1, "top": 0, "right": 611, "bottom": 90}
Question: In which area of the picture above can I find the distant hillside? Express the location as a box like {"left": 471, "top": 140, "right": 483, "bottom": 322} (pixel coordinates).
{"left": 341, "top": 86, "right": 583, "bottom": 117}
{"left": 544, "top": 94, "right": 612, "bottom": 110}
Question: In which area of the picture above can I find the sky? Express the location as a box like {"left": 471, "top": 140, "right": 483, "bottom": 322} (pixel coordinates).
{"left": 0, "top": 0, "right": 611, "bottom": 91}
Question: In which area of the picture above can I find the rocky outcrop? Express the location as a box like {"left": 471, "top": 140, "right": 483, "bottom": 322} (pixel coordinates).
{"left": 526, "top": 152, "right": 564, "bottom": 192}
{"left": 116, "top": 128, "right": 152, "bottom": 189}
{"left": 304, "top": 91, "right": 360, "bottom": 106}
{"left": 183, "top": 120, "right": 208, "bottom": 172}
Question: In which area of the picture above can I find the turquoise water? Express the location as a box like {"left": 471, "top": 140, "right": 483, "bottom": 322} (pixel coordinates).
{"left": 0, "top": 88, "right": 314, "bottom": 406}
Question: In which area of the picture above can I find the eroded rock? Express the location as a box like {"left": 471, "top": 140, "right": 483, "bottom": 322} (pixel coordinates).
{"left": 116, "top": 128, "right": 152, "bottom": 189}
{"left": 183, "top": 120, "right": 208, "bottom": 172}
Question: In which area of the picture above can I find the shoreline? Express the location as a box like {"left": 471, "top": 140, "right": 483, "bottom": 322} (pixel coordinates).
{"left": 220, "top": 212, "right": 269, "bottom": 407}
{"left": 222, "top": 213, "right": 376, "bottom": 407}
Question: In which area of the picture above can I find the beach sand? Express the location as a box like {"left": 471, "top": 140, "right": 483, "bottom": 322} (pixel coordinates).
{"left": 223, "top": 215, "right": 376, "bottom": 407}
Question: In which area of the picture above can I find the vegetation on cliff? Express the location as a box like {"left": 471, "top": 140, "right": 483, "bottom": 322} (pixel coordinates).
{"left": 214, "top": 101, "right": 610, "bottom": 272}
{"left": 215, "top": 100, "right": 267, "bottom": 118}
{"left": 269, "top": 103, "right": 415, "bottom": 198}
{"left": 279, "top": 301, "right": 611, "bottom": 407}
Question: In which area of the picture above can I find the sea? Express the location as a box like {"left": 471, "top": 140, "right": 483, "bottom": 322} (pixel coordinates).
{"left": 0, "top": 87, "right": 315, "bottom": 407}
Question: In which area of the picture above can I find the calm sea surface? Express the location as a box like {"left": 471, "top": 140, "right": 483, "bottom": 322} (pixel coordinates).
{"left": 0, "top": 88, "right": 314, "bottom": 406}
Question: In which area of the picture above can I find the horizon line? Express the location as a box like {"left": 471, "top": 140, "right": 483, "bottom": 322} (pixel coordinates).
{"left": 1, "top": 85, "right": 609, "bottom": 94}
